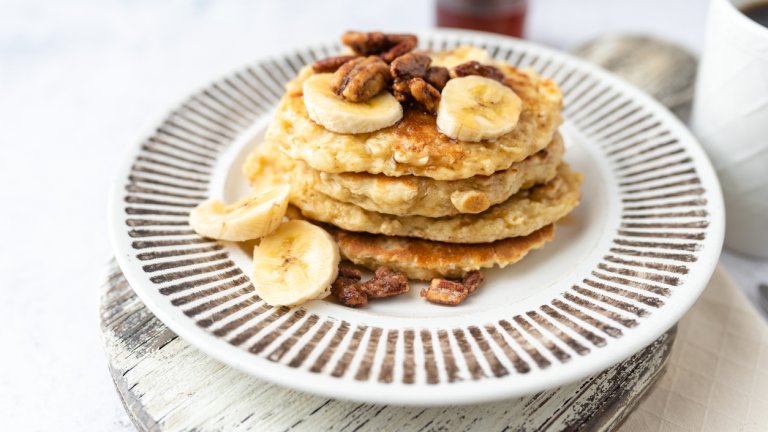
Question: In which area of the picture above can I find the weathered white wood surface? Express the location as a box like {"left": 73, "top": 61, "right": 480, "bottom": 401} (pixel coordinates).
{"left": 100, "top": 259, "right": 674, "bottom": 432}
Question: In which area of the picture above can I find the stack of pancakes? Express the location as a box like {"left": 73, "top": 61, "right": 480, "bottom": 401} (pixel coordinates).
{"left": 244, "top": 48, "right": 582, "bottom": 280}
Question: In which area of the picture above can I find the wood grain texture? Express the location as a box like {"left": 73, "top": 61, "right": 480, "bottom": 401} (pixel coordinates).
{"left": 100, "top": 259, "right": 675, "bottom": 432}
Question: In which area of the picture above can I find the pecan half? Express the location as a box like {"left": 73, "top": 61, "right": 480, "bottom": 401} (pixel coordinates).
{"left": 393, "top": 77, "right": 441, "bottom": 114}
{"left": 331, "top": 264, "right": 409, "bottom": 307}
{"left": 312, "top": 55, "right": 359, "bottom": 73}
{"left": 424, "top": 66, "right": 450, "bottom": 90}
{"left": 380, "top": 36, "right": 417, "bottom": 63}
{"left": 342, "top": 31, "right": 392, "bottom": 55}
{"left": 420, "top": 271, "right": 485, "bottom": 306}
{"left": 452, "top": 61, "right": 505, "bottom": 82}
{"left": 330, "top": 56, "right": 391, "bottom": 102}
{"left": 341, "top": 31, "right": 417, "bottom": 63}
{"left": 390, "top": 52, "right": 431, "bottom": 81}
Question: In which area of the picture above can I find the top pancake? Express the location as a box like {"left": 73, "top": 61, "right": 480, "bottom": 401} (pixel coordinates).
{"left": 268, "top": 58, "right": 563, "bottom": 181}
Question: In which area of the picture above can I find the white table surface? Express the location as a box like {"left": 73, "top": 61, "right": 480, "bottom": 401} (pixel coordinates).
{"left": 2, "top": 0, "right": 765, "bottom": 430}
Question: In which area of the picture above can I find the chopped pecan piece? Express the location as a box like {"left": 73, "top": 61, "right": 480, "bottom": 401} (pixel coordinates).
{"left": 462, "top": 271, "right": 484, "bottom": 294}
{"left": 421, "top": 271, "right": 485, "bottom": 306}
{"left": 390, "top": 52, "right": 431, "bottom": 81}
{"left": 452, "top": 61, "right": 505, "bottom": 82}
{"left": 330, "top": 56, "right": 391, "bottom": 102}
{"left": 341, "top": 31, "right": 417, "bottom": 63}
{"left": 331, "top": 265, "right": 409, "bottom": 307}
{"left": 361, "top": 267, "right": 409, "bottom": 298}
{"left": 312, "top": 55, "right": 359, "bottom": 73}
{"left": 332, "top": 277, "right": 368, "bottom": 308}
{"left": 421, "top": 279, "right": 468, "bottom": 306}
{"left": 392, "top": 79, "right": 412, "bottom": 104}
{"left": 424, "top": 66, "right": 450, "bottom": 90}
{"left": 393, "top": 77, "right": 441, "bottom": 114}
{"left": 409, "top": 78, "right": 441, "bottom": 114}
{"left": 338, "top": 264, "right": 362, "bottom": 281}
{"left": 332, "top": 264, "right": 366, "bottom": 308}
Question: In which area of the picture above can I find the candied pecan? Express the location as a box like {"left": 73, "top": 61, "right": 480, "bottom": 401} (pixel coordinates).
{"left": 380, "top": 35, "right": 417, "bottom": 63}
{"left": 462, "top": 271, "right": 484, "bottom": 294}
{"left": 452, "top": 61, "right": 505, "bottom": 82}
{"left": 410, "top": 78, "right": 441, "bottom": 114}
{"left": 312, "top": 55, "right": 359, "bottom": 73}
{"left": 393, "top": 77, "right": 441, "bottom": 114}
{"left": 424, "top": 66, "right": 450, "bottom": 90}
{"left": 331, "top": 265, "right": 409, "bottom": 307}
{"left": 341, "top": 31, "right": 417, "bottom": 63}
{"left": 390, "top": 52, "right": 431, "bottom": 80}
{"left": 332, "top": 278, "right": 368, "bottom": 308}
{"left": 342, "top": 31, "right": 391, "bottom": 55}
{"left": 421, "top": 271, "right": 485, "bottom": 306}
{"left": 332, "top": 265, "right": 366, "bottom": 308}
{"left": 361, "top": 267, "right": 409, "bottom": 298}
{"left": 338, "top": 264, "right": 362, "bottom": 281}
{"left": 330, "top": 56, "right": 391, "bottom": 102}
{"left": 392, "top": 79, "right": 411, "bottom": 103}
{"left": 420, "top": 279, "right": 469, "bottom": 306}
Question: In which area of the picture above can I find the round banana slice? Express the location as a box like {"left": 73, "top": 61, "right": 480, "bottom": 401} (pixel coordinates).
{"left": 436, "top": 75, "right": 523, "bottom": 142}
{"left": 302, "top": 73, "right": 403, "bottom": 134}
{"left": 252, "top": 220, "right": 340, "bottom": 306}
{"left": 189, "top": 185, "right": 290, "bottom": 241}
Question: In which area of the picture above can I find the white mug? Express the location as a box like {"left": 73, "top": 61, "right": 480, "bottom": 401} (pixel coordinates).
{"left": 692, "top": 0, "right": 768, "bottom": 259}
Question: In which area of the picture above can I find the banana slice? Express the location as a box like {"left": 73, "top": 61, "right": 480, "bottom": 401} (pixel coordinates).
{"left": 436, "top": 75, "right": 523, "bottom": 142}
{"left": 189, "top": 185, "right": 290, "bottom": 241}
{"left": 252, "top": 220, "right": 340, "bottom": 306}
{"left": 302, "top": 73, "right": 403, "bottom": 134}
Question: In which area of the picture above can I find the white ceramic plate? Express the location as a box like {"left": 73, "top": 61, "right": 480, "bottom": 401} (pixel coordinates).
{"left": 109, "top": 30, "right": 724, "bottom": 406}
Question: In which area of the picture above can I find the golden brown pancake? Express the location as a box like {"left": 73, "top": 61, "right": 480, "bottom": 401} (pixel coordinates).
{"left": 267, "top": 64, "right": 563, "bottom": 181}
{"left": 248, "top": 145, "right": 583, "bottom": 244}
{"left": 331, "top": 224, "right": 556, "bottom": 280}
{"left": 243, "top": 135, "right": 563, "bottom": 217}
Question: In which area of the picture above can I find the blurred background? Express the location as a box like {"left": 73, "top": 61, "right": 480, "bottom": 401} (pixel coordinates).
{"left": 3, "top": 0, "right": 755, "bottom": 430}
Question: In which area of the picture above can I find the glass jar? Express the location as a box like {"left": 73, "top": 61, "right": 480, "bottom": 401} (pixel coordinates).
{"left": 436, "top": 0, "right": 528, "bottom": 38}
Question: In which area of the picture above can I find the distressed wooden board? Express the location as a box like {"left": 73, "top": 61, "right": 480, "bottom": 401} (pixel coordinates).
{"left": 100, "top": 259, "right": 674, "bottom": 432}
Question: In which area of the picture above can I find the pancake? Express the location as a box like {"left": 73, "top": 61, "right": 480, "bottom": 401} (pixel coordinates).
{"left": 249, "top": 148, "right": 583, "bottom": 244}
{"left": 331, "top": 224, "right": 555, "bottom": 280}
{"left": 267, "top": 64, "right": 563, "bottom": 181}
{"left": 428, "top": 46, "right": 495, "bottom": 69}
{"left": 243, "top": 135, "right": 563, "bottom": 217}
